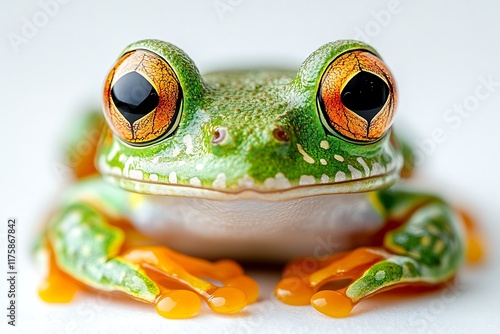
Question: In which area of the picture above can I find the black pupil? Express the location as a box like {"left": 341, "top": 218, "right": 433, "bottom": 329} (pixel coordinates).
{"left": 111, "top": 72, "right": 159, "bottom": 124}
{"left": 341, "top": 71, "right": 389, "bottom": 123}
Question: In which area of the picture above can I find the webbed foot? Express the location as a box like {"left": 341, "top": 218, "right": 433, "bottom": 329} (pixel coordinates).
{"left": 275, "top": 193, "right": 467, "bottom": 317}
{"left": 275, "top": 247, "right": 397, "bottom": 317}
{"left": 122, "top": 246, "right": 259, "bottom": 318}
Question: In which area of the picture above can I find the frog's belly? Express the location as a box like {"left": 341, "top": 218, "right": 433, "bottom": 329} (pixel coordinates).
{"left": 129, "top": 193, "right": 383, "bottom": 261}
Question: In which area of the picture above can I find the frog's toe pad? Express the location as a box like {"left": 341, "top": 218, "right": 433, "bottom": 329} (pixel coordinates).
{"left": 155, "top": 290, "right": 202, "bottom": 319}
{"left": 311, "top": 290, "right": 353, "bottom": 318}
{"left": 119, "top": 246, "right": 260, "bottom": 316}
{"left": 207, "top": 286, "right": 248, "bottom": 314}
{"left": 274, "top": 277, "right": 314, "bottom": 306}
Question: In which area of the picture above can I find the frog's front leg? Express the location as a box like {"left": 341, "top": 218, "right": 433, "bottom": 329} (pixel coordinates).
{"left": 39, "top": 201, "right": 258, "bottom": 319}
{"left": 275, "top": 189, "right": 466, "bottom": 317}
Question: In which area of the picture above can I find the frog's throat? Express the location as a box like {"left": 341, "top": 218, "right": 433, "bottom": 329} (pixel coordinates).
{"left": 102, "top": 170, "right": 399, "bottom": 202}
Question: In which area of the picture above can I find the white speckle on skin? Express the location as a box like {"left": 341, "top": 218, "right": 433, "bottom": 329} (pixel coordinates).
{"left": 119, "top": 154, "right": 127, "bottom": 163}
{"left": 178, "top": 161, "right": 186, "bottom": 166}
{"left": 320, "top": 140, "right": 330, "bottom": 149}
{"left": 212, "top": 173, "right": 227, "bottom": 189}
{"left": 129, "top": 169, "right": 143, "bottom": 180}
{"left": 190, "top": 177, "right": 202, "bottom": 186}
{"left": 149, "top": 174, "right": 158, "bottom": 182}
{"left": 348, "top": 165, "right": 363, "bottom": 179}
{"left": 320, "top": 159, "right": 327, "bottom": 165}
{"left": 334, "top": 154, "right": 344, "bottom": 162}
{"left": 183, "top": 134, "right": 194, "bottom": 154}
{"left": 299, "top": 175, "right": 315, "bottom": 185}
{"left": 321, "top": 174, "right": 330, "bottom": 183}
{"left": 238, "top": 175, "right": 255, "bottom": 188}
{"left": 98, "top": 156, "right": 106, "bottom": 171}
{"left": 275, "top": 173, "right": 291, "bottom": 188}
{"left": 335, "top": 171, "right": 346, "bottom": 182}
{"left": 357, "top": 157, "right": 370, "bottom": 176}
{"left": 172, "top": 147, "right": 181, "bottom": 157}
{"left": 195, "top": 163, "right": 204, "bottom": 171}
{"left": 371, "top": 162, "right": 384, "bottom": 175}
{"left": 297, "top": 144, "right": 315, "bottom": 164}
{"left": 264, "top": 173, "right": 291, "bottom": 189}
{"left": 152, "top": 156, "right": 160, "bottom": 164}
{"left": 123, "top": 157, "right": 134, "bottom": 177}
{"left": 169, "top": 171, "right": 178, "bottom": 184}
{"left": 375, "top": 270, "right": 386, "bottom": 281}
{"left": 107, "top": 142, "right": 120, "bottom": 162}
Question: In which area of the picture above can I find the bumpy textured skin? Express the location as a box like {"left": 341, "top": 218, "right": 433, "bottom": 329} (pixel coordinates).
{"left": 41, "top": 39, "right": 466, "bottom": 316}
{"left": 97, "top": 40, "right": 401, "bottom": 197}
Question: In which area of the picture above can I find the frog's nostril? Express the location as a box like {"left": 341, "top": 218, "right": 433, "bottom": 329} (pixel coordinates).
{"left": 211, "top": 127, "right": 227, "bottom": 145}
{"left": 273, "top": 126, "right": 291, "bottom": 143}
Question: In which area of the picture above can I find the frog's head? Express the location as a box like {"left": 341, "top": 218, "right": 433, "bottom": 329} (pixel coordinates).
{"left": 97, "top": 39, "right": 403, "bottom": 200}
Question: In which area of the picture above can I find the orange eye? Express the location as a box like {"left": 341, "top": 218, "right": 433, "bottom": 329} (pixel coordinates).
{"left": 103, "top": 49, "right": 182, "bottom": 145}
{"left": 318, "top": 50, "right": 397, "bottom": 142}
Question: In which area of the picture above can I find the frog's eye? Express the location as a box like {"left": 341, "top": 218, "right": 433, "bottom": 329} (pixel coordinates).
{"left": 317, "top": 50, "right": 397, "bottom": 142}
{"left": 103, "top": 49, "right": 182, "bottom": 145}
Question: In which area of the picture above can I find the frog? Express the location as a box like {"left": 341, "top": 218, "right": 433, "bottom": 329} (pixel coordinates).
{"left": 37, "top": 39, "right": 481, "bottom": 319}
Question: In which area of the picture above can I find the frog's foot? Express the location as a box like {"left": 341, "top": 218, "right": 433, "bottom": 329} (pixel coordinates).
{"left": 121, "top": 246, "right": 259, "bottom": 317}
{"left": 276, "top": 246, "right": 450, "bottom": 318}
{"left": 276, "top": 194, "right": 466, "bottom": 318}
{"left": 41, "top": 203, "right": 258, "bottom": 319}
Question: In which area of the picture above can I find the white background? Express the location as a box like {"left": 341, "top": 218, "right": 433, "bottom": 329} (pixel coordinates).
{"left": 1, "top": 0, "right": 500, "bottom": 333}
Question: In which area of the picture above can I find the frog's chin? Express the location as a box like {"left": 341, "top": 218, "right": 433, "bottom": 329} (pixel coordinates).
{"left": 103, "top": 171, "right": 399, "bottom": 201}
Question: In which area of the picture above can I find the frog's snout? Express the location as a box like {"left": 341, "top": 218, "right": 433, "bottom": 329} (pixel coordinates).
{"left": 210, "top": 124, "right": 291, "bottom": 150}
{"left": 208, "top": 123, "right": 294, "bottom": 162}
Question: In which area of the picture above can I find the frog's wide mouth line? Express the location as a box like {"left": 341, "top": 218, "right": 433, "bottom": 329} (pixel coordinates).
{"left": 103, "top": 170, "right": 399, "bottom": 201}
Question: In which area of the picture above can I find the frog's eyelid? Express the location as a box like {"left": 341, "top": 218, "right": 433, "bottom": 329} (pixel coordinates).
{"left": 121, "top": 40, "right": 206, "bottom": 100}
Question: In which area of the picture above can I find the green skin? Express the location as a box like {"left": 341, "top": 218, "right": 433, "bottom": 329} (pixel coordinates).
{"left": 44, "top": 40, "right": 465, "bottom": 309}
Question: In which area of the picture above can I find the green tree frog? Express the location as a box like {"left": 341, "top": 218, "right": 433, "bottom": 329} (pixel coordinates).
{"left": 37, "top": 39, "right": 479, "bottom": 319}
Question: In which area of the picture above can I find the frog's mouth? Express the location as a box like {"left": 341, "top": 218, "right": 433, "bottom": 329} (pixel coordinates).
{"left": 102, "top": 166, "right": 400, "bottom": 202}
